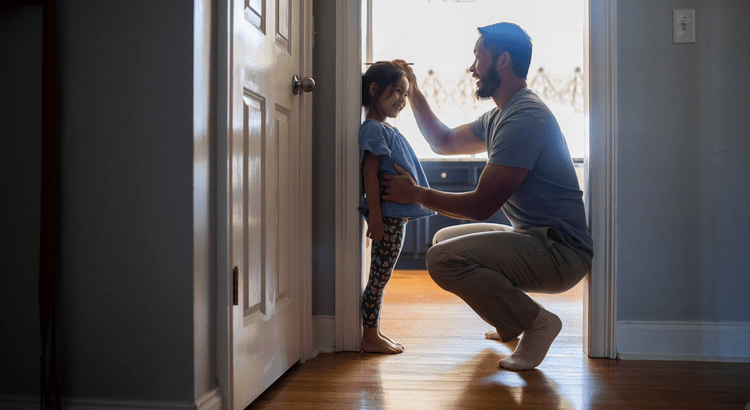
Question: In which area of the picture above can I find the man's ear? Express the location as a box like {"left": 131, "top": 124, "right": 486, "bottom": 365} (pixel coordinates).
{"left": 369, "top": 82, "right": 378, "bottom": 97}
{"left": 496, "top": 51, "right": 511, "bottom": 72}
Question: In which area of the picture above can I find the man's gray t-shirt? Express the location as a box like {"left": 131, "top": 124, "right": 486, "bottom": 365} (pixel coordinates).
{"left": 469, "top": 88, "right": 593, "bottom": 262}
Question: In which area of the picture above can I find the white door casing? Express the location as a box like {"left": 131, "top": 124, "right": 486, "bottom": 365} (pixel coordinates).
{"left": 584, "top": 0, "right": 618, "bottom": 359}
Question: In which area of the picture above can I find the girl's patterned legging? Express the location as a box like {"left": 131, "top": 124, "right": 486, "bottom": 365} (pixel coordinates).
{"left": 362, "top": 216, "right": 407, "bottom": 328}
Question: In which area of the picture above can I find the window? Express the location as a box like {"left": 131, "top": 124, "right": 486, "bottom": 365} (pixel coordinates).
{"left": 366, "top": 0, "right": 586, "bottom": 161}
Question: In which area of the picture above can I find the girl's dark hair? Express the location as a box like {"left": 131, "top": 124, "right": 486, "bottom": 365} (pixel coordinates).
{"left": 362, "top": 61, "right": 407, "bottom": 108}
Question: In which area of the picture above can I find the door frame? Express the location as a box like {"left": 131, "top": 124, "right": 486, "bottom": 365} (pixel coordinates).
{"left": 333, "top": 0, "right": 366, "bottom": 352}
{"left": 584, "top": 0, "right": 618, "bottom": 358}
{"left": 215, "top": 1, "right": 316, "bottom": 409}
{"left": 333, "top": 0, "right": 618, "bottom": 358}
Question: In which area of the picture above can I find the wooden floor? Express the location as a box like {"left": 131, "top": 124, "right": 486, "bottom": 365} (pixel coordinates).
{"left": 248, "top": 270, "right": 750, "bottom": 409}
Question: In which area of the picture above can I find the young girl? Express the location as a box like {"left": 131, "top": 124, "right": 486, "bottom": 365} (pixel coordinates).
{"left": 359, "top": 60, "right": 435, "bottom": 354}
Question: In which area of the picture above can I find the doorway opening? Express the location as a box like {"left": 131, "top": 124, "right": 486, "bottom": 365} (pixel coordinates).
{"left": 363, "top": 0, "right": 589, "bottom": 351}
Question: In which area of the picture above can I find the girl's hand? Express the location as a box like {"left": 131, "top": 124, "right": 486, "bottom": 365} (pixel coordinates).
{"left": 366, "top": 217, "right": 385, "bottom": 243}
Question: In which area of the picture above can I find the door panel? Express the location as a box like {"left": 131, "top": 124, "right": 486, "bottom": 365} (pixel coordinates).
{"left": 230, "top": 0, "right": 301, "bottom": 408}
{"left": 241, "top": 90, "right": 264, "bottom": 320}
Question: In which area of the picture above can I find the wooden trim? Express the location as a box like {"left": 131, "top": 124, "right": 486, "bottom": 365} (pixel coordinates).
{"left": 334, "top": 0, "right": 364, "bottom": 352}
{"left": 586, "top": 0, "right": 618, "bottom": 359}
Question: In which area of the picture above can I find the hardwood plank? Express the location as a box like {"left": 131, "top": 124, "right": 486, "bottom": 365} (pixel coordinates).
{"left": 248, "top": 270, "right": 750, "bottom": 409}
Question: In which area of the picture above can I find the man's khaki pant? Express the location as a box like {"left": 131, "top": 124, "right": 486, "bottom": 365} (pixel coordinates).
{"left": 426, "top": 224, "right": 590, "bottom": 342}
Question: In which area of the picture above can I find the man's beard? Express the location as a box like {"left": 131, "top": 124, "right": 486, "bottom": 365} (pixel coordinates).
{"left": 475, "top": 64, "right": 502, "bottom": 100}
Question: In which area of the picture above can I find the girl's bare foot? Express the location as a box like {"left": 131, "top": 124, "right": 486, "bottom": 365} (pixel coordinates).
{"left": 362, "top": 328, "right": 404, "bottom": 354}
{"left": 378, "top": 330, "right": 403, "bottom": 349}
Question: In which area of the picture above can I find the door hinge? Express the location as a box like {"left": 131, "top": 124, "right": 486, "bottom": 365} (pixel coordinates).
{"left": 232, "top": 266, "right": 239, "bottom": 306}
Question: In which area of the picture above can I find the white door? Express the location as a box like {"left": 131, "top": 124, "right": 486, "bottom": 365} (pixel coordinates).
{"left": 228, "top": 0, "right": 306, "bottom": 407}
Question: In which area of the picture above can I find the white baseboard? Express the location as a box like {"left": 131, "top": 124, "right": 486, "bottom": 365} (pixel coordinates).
{"left": 0, "top": 388, "right": 222, "bottom": 410}
{"left": 616, "top": 320, "right": 750, "bottom": 362}
{"left": 195, "top": 388, "right": 222, "bottom": 410}
{"left": 314, "top": 315, "right": 336, "bottom": 354}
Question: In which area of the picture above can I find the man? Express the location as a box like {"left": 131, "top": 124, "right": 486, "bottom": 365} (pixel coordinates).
{"left": 382, "top": 22, "right": 593, "bottom": 371}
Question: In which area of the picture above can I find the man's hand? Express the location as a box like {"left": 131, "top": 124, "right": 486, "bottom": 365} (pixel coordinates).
{"left": 391, "top": 59, "right": 418, "bottom": 98}
{"left": 366, "top": 217, "right": 384, "bottom": 243}
{"left": 380, "top": 163, "right": 418, "bottom": 204}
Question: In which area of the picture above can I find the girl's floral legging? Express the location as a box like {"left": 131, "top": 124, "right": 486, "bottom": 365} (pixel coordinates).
{"left": 362, "top": 216, "right": 407, "bottom": 328}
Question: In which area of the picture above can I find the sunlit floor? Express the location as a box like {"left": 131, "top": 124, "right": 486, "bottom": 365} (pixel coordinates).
{"left": 247, "top": 270, "right": 750, "bottom": 410}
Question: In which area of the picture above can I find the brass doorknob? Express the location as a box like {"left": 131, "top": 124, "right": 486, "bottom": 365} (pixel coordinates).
{"left": 292, "top": 75, "right": 315, "bottom": 94}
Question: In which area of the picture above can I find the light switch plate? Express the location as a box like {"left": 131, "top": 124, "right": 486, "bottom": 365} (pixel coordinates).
{"left": 673, "top": 9, "right": 695, "bottom": 44}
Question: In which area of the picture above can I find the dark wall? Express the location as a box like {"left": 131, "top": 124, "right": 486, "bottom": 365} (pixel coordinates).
{"left": 0, "top": 5, "right": 44, "bottom": 398}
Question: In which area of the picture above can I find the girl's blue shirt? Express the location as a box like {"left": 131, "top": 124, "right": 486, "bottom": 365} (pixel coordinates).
{"left": 358, "top": 119, "right": 436, "bottom": 220}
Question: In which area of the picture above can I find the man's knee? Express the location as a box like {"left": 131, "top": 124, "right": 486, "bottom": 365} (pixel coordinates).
{"left": 425, "top": 244, "right": 457, "bottom": 286}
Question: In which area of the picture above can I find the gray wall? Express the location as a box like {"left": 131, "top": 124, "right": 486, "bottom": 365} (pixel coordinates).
{"left": 0, "top": 0, "right": 216, "bottom": 404}
{"left": 616, "top": 0, "right": 750, "bottom": 322}
{"left": 311, "top": 0, "right": 337, "bottom": 316}
{"left": 55, "top": 1, "right": 194, "bottom": 400}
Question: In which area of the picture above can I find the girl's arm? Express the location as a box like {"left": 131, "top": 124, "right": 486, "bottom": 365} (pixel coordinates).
{"left": 362, "top": 151, "right": 385, "bottom": 242}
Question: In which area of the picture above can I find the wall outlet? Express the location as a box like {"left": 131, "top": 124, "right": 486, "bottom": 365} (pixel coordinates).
{"left": 673, "top": 9, "right": 695, "bottom": 44}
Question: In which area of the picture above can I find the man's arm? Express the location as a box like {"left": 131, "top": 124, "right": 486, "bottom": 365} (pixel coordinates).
{"left": 409, "top": 89, "right": 486, "bottom": 156}
{"left": 394, "top": 60, "right": 486, "bottom": 156}
{"left": 381, "top": 162, "right": 528, "bottom": 222}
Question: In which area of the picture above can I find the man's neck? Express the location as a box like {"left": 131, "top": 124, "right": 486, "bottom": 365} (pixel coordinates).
{"left": 493, "top": 80, "right": 528, "bottom": 111}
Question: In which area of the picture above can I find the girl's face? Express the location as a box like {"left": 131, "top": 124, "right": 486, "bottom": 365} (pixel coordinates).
{"left": 371, "top": 75, "right": 409, "bottom": 121}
